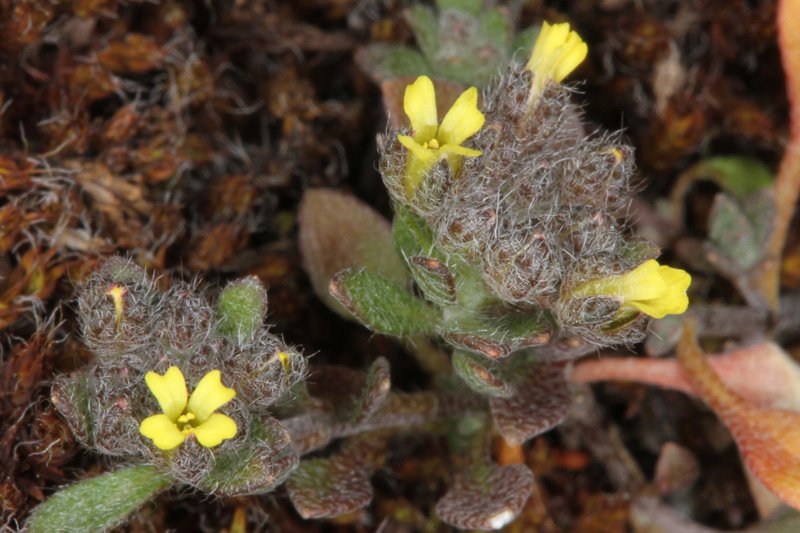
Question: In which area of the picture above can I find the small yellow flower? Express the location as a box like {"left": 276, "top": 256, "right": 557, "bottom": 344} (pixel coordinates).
{"left": 525, "top": 21, "right": 588, "bottom": 109}
{"left": 105, "top": 285, "right": 127, "bottom": 333}
{"left": 572, "top": 260, "right": 691, "bottom": 319}
{"left": 139, "top": 366, "right": 237, "bottom": 450}
{"left": 397, "top": 75, "right": 485, "bottom": 197}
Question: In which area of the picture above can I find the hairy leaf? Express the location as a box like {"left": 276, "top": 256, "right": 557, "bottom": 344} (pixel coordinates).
{"left": 490, "top": 362, "right": 570, "bottom": 445}
{"left": 330, "top": 269, "right": 440, "bottom": 336}
{"left": 199, "top": 416, "right": 298, "bottom": 496}
{"left": 27, "top": 465, "right": 172, "bottom": 533}
{"left": 298, "top": 189, "right": 407, "bottom": 318}
{"left": 436, "top": 464, "right": 534, "bottom": 530}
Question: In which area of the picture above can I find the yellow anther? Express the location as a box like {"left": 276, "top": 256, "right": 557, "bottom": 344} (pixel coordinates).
{"left": 177, "top": 413, "right": 196, "bottom": 424}
{"left": 604, "top": 148, "right": 623, "bottom": 162}
{"left": 278, "top": 351, "right": 291, "bottom": 373}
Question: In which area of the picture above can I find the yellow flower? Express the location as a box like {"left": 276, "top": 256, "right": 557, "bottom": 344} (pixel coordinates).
{"left": 525, "top": 21, "right": 587, "bottom": 109}
{"left": 139, "top": 366, "right": 237, "bottom": 450}
{"left": 397, "top": 75, "right": 485, "bottom": 197}
{"left": 572, "top": 260, "right": 691, "bottom": 319}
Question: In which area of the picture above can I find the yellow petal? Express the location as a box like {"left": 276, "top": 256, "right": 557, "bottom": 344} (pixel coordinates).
{"left": 438, "top": 87, "right": 485, "bottom": 147}
{"left": 187, "top": 370, "right": 236, "bottom": 422}
{"left": 398, "top": 134, "right": 438, "bottom": 197}
{"left": 627, "top": 263, "right": 691, "bottom": 318}
{"left": 572, "top": 260, "right": 661, "bottom": 301}
{"left": 192, "top": 413, "right": 238, "bottom": 448}
{"left": 527, "top": 21, "right": 562, "bottom": 72}
{"left": 398, "top": 134, "right": 437, "bottom": 162}
{"left": 572, "top": 260, "right": 691, "bottom": 319}
{"left": 403, "top": 76, "right": 438, "bottom": 141}
{"left": 145, "top": 366, "right": 188, "bottom": 421}
{"left": 626, "top": 298, "right": 670, "bottom": 319}
{"left": 525, "top": 21, "right": 587, "bottom": 107}
{"left": 440, "top": 144, "right": 483, "bottom": 158}
{"left": 552, "top": 35, "right": 588, "bottom": 83}
{"left": 139, "top": 413, "right": 186, "bottom": 450}
{"left": 614, "top": 260, "right": 669, "bottom": 301}
{"left": 658, "top": 264, "right": 692, "bottom": 292}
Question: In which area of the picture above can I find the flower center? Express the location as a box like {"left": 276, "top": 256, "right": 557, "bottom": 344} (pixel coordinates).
{"left": 176, "top": 411, "right": 198, "bottom": 434}
{"left": 423, "top": 138, "right": 440, "bottom": 150}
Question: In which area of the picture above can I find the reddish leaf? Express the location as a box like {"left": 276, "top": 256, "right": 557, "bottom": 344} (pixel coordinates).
{"left": 571, "top": 342, "right": 800, "bottom": 410}
{"left": 676, "top": 325, "right": 800, "bottom": 510}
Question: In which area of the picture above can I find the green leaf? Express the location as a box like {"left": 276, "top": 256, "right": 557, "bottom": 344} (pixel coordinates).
{"left": 691, "top": 156, "right": 774, "bottom": 200}
{"left": 351, "top": 357, "right": 392, "bottom": 425}
{"left": 299, "top": 189, "right": 408, "bottom": 318}
{"left": 330, "top": 269, "right": 441, "bottom": 336}
{"left": 27, "top": 466, "right": 172, "bottom": 533}
{"left": 393, "top": 205, "right": 439, "bottom": 258}
{"left": 436, "top": 463, "right": 534, "bottom": 529}
{"left": 479, "top": 7, "right": 511, "bottom": 51}
{"left": 200, "top": 416, "right": 298, "bottom": 496}
{"left": 357, "top": 44, "right": 431, "bottom": 82}
{"left": 452, "top": 350, "right": 513, "bottom": 398}
{"left": 708, "top": 192, "right": 763, "bottom": 270}
{"left": 216, "top": 276, "right": 267, "bottom": 342}
{"left": 432, "top": 8, "right": 505, "bottom": 86}
{"left": 512, "top": 27, "right": 538, "bottom": 58}
{"left": 286, "top": 435, "right": 385, "bottom": 519}
{"left": 406, "top": 4, "right": 439, "bottom": 60}
{"left": 437, "top": 0, "right": 482, "bottom": 16}
{"left": 407, "top": 255, "right": 457, "bottom": 305}
{"left": 743, "top": 189, "right": 776, "bottom": 248}
{"left": 489, "top": 360, "right": 570, "bottom": 445}
{"left": 441, "top": 310, "right": 552, "bottom": 359}
{"left": 393, "top": 207, "right": 493, "bottom": 309}
{"left": 51, "top": 372, "right": 96, "bottom": 448}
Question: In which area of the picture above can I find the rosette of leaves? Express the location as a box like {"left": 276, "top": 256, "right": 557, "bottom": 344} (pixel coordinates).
{"left": 29, "top": 259, "right": 305, "bottom": 531}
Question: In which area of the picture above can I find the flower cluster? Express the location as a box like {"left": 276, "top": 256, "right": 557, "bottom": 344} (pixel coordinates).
{"left": 53, "top": 259, "right": 307, "bottom": 495}
{"left": 398, "top": 75, "right": 485, "bottom": 196}
{"left": 377, "top": 21, "right": 691, "bottom": 349}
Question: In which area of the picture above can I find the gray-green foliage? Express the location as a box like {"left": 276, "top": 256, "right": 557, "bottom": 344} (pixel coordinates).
{"left": 27, "top": 466, "right": 172, "bottom": 533}
{"left": 358, "top": 0, "right": 534, "bottom": 87}
{"left": 216, "top": 276, "right": 268, "bottom": 341}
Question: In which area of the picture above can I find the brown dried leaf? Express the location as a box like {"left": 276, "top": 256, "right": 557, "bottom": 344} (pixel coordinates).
{"left": 97, "top": 34, "right": 164, "bottom": 74}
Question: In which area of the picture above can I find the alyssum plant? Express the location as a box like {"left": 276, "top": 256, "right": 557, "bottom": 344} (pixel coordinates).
{"left": 32, "top": 21, "right": 692, "bottom": 533}
{"left": 28, "top": 259, "right": 458, "bottom": 531}
{"left": 302, "top": 21, "right": 691, "bottom": 526}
